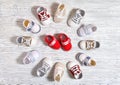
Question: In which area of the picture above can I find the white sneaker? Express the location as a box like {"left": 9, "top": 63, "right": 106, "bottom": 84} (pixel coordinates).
{"left": 79, "top": 40, "right": 100, "bottom": 50}
{"left": 54, "top": 62, "right": 65, "bottom": 82}
{"left": 37, "top": 57, "right": 52, "bottom": 77}
{"left": 37, "top": 6, "right": 51, "bottom": 25}
{"left": 23, "top": 19, "right": 41, "bottom": 34}
{"left": 68, "top": 9, "right": 85, "bottom": 27}
{"left": 77, "top": 53, "right": 96, "bottom": 66}
{"left": 16, "top": 36, "right": 37, "bottom": 47}
{"left": 54, "top": 3, "right": 66, "bottom": 23}
{"left": 67, "top": 61, "right": 82, "bottom": 79}
{"left": 23, "top": 50, "right": 40, "bottom": 64}
{"left": 77, "top": 24, "right": 97, "bottom": 37}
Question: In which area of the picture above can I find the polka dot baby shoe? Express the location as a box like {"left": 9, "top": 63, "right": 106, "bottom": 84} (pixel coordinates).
{"left": 37, "top": 57, "right": 52, "bottom": 77}
{"left": 77, "top": 24, "right": 97, "bottom": 37}
{"left": 54, "top": 3, "right": 66, "bottom": 23}
{"left": 67, "top": 61, "right": 82, "bottom": 79}
{"left": 76, "top": 53, "right": 96, "bottom": 66}
{"left": 37, "top": 6, "right": 51, "bottom": 25}
{"left": 44, "top": 35, "right": 61, "bottom": 50}
{"left": 68, "top": 9, "right": 85, "bottom": 27}
{"left": 79, "top": 40, "right": 100, "bottom": 50}
{"left": 16, "top": 36, "right": 37, "bottom": 47}
{"left": 54, "top": 62, "right": 65, "bottom": 82}
{"left": 23, "top": 19, "right": 41, "bottom": 34}
{"left": 23, "top": 50, "right": 40, "bottom": 64}
{"left": 58, "top": 33, "right": 72, "bottom": 51}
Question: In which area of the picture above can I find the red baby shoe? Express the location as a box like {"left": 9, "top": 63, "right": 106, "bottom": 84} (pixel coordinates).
{"left": 58, "top": 33, "right": 72, "bottom": 51}
{"left": 45, "top": 35, "right": 60, "bottom": 50}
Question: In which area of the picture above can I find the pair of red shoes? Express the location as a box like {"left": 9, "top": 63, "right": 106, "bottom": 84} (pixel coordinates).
{"left": 45, "top": 33, "right": 72, "bottom": 51}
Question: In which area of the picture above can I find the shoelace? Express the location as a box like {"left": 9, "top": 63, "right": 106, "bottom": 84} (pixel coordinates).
{"left": 72, "top": 12, "right": 82, "bottom": 24}
{"left": 38, "top": 62, "right": 50, "bottom": 76}
{"left": 86, "top": 40, "right": 94, "bottom": 50}
{"left": 22, "top": 37, "right": 32, "bottom": 46}
{"left": 70, "top": 65, "right": 81, "bottom": 76}
{"left": 38, "top": 10, "right": 49, "bottom": 21}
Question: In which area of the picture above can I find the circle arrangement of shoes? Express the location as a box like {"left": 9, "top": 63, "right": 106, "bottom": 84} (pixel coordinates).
{"left": 15, "top": 3, "right": 100, "bottom": 82}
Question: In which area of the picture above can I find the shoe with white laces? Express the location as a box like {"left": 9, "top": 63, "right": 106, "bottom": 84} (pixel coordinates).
{"left": 77, "top": 24, "right": 97, "bottom": 37}
{"left": 23, "top": 50, "right": 40, "bottom": 64}
{"left": 67, "top": 61, "right": 82, "bottom": 79}
{"left": 37, "top": 57, "right": 52, "bottom": 77}
{"left": 54, "top": 62, "right": 65, "bottom": 82}
{"left": 23, "top": 19, "right": 41, "bottom": 34}
{"left": 54, "top": 3, "right": 66, "bottom": 23}
{"left": 37, "top": 6, "right": 51, "bottom": 25}
{"left": 76, "top": 53, "right": 96, "bottom": 66}
{"left": 68, "top": 9, "right": 85, "bottom": 27}
{"left": 16, "top": 36, "right": 37, "bottom": 47}
{"left": 79, "top": 40, "right": 100, "bottom": 50}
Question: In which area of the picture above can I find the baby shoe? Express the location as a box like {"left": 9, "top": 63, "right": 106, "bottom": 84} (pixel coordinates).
{"left": 77, "top": 24, "right": 97, "bottom": 37}
{"left": 76, "top": 53, "right": 96, "bottom": 66}
{"left": 68, "top": 9, "right": 85, "bottom": 27}
{"left": 67, "top": 61, "right": 82, "bottom": 79}
{"left": 37, "top": 57, "right": 52, "bottom": 77}
{"left": 44, "top": 35, "right": 61, "bottom": 50}
{"left": 54, "top": 3, "right": 66, "bottom": 23}
{"left": 79, "top": 40, "right": 100, "bottom": 50}
{"left": 58, "top": 33, "right": 72, "bottom": 51}
{"left": 37, "top": 6, "right": 50, "bottom": 25}
{"left": 54, "top": 62, "right": 65, "bottom": 82}
{"left": 23, "top": 50, "right": 40, "bottom": 64}
{"left": 23, "top": 19, "right": 41, "bottom": 34}
{"left": 16, "top": 36, "right": 37, "bottom": 47}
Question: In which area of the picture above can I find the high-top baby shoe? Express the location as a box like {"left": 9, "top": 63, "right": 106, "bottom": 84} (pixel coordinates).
{"left": 37, "top": 6, "right": 51, "bottom": 25}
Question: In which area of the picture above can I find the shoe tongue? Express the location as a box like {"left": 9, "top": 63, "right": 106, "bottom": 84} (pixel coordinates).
{"left": 90, "top": 60, "right": 96, "bottom": 66}
{"left": 55, "top": 74, "right": 61, "bottom": 82}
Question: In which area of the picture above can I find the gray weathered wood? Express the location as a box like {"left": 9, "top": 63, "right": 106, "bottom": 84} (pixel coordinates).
{"left": 0, "top": 0, "right": 120, "bottom": 85}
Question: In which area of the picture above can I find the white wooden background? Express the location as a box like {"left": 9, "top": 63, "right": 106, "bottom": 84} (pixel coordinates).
{"left": 0, "top": 0, "right": 120, "bottom": 85}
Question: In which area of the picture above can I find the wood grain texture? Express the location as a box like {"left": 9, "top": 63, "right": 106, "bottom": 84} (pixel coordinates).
{"left": 0, "top": 0, "right": 120, "bottom": 85}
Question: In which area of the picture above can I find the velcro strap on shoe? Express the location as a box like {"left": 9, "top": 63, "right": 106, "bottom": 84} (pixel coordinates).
{"left": 61, "top": 38, "right": 70, "bottom": 46}
{"left": 49, "top": 39, "right": 56, "bottom": 46}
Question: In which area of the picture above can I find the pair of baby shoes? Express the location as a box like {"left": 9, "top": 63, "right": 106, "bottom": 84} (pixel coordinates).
{"left": 22, "top": 50, "right": 52, "bottom": 77}
{"left": 37, "top": 60, "right": 65, "bottom": 82}
{"left": 76, "top": 53, "right": 96, "bottom": 66}
{"left": 19, "top": 6, "right": 50, "bottom": 34}
{"left": 53, "top": 4, "right": 85, "bottom": 27}
{"left": 44, "top": 33, "right": 72, "bottom": 51}
{"left": 66, "top": 53, "right": 96, "bottom": 79}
